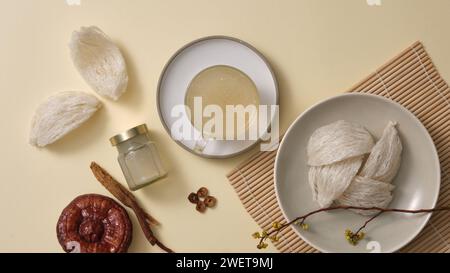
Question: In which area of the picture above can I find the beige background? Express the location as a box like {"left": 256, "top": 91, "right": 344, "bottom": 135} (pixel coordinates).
{"left": 1, "top": 0, "right": 449, "bottom": 253}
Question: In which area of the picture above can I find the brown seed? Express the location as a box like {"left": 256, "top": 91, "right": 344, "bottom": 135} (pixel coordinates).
{"left": 204, "top": 196, "right": 217, "bottom": 208}
{"left": 188, "top": 192, "right": 199, "bottom": 204}
{"left": 196, "top": 201, "right": 207, "bottom": 213}
{"left": 197, "top": 187, "right": 209, "bottom": 198}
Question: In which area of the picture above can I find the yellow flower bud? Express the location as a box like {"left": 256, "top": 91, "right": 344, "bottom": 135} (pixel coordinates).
{"left": 270, "top": 235, "right": 280, "bottom": 242}
{"left": 257, "top": 242, "right": 269, "bottom": 249}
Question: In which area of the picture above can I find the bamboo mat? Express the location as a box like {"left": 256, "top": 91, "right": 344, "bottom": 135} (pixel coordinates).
{"left": 226, "top": 41, "right": 450, "bottom": 253}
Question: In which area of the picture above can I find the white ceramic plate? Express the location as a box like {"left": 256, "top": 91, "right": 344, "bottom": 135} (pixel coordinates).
{"left": 157, "top": 36, "right": 278, "bottom": 158}
{"left": 275, "top": 94, "right": 440, "bottom": 253}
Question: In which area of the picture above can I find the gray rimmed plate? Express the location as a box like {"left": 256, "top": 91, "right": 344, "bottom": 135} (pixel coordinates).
{"left": 275, "top": 93, "right": 440, "bottom": 253}
{"left": 157, "top": 36, "right": 278, "bottom": 158}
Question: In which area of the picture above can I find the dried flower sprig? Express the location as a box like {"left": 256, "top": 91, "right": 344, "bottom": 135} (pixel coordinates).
{"left": 253, "top": 206, "right": 450, "bottom": 249}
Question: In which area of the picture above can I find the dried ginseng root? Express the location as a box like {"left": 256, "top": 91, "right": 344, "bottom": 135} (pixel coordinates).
{"left": 90, "top": 162, "right": 174, "bottom": 253}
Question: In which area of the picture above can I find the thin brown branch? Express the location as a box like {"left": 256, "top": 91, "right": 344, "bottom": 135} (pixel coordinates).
{"left": 256, "top": 205, "right": 450, "bottom": 249}
{"left": 353, "top": 211, "right": 383, "bottom": 237}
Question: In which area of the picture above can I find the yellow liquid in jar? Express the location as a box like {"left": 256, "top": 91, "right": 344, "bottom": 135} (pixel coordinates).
{"left": 185, "top": 65, "right": 260, "bottom": 139}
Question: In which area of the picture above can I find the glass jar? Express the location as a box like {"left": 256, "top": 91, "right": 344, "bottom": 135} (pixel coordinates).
{"left": 110, "top": 124, "right": 167, "bottom": 191}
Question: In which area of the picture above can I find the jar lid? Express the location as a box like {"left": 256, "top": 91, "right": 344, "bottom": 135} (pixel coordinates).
{"left": 110, "top": 124, "right": 149, "bottom": 146}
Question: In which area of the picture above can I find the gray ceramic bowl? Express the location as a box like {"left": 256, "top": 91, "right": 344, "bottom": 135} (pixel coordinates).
{"left": 275, "top": 93, "right": 440, "bottom": 253}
